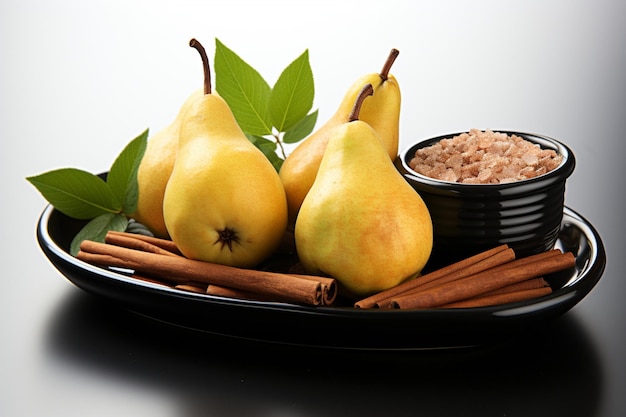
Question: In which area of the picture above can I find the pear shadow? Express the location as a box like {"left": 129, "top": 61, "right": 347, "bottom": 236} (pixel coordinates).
{"left": 45, "top": 288, "right": 603, "bottom": 417}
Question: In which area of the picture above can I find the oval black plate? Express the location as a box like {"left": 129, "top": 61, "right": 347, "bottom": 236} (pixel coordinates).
{"left": 36, "top": 205, "right": 605, "bottom": 350}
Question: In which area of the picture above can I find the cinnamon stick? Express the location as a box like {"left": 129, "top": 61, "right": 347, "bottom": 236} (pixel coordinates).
{"left": 389, "top": 251, "right": 575, "bottom": 309}
{"left": 206, "top": 276, "right": 337, "bottom": 305}
{"left": 132, "top": 273, "right": 208, "bottom": 294}
{"left": 206, "top": 276, "right": 340, "bottom": 305}
{"left": 473, "top": 248, "right": 563, "bottom": 275}
{"left": 354, "top": 244, "right": 512, "bottom": 308}
{"left": 105, "top": 231, "right": 182, "bottom": 257}
{"left": 106, "top": 230, "right": 183, "bottom": 255}
{"left": 175, "top": 283, "right": 209, "bottom": 294}
{"left": 293, "top": 274, "right": 337, "bottom": 306}
{"left": 77, "top": 240, "right": 334, "bottom": 306}
{"left": 440, "top": 287, "right": 553, "bottom": 308}
{"left": 477, "top": 277, "right": 549, "bottom": 297}
{"left": 207, "top": 284, "right": 278, "bottom": 301}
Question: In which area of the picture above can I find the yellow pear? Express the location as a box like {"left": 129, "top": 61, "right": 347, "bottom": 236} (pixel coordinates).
{"left": 162, "top": 39, "right": 288, "bottom": 268}
{"left": 279, "top": 48, "right": 401, "bottom": 225}
{"left": 294, "top": 84, "right": 432, "bottom": 297}
{"left": 131, "top": 88, "right": 203, "bottom": 238}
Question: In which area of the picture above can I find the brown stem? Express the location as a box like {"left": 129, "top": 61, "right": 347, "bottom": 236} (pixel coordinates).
{"left": 348, "top": 84, "right": 374, "bottom": 122}
{"left": 189, "top": 38, "right": 211, "bottom": 95}
{"left": 379, "top": 48, "right": 399, "bottom": 81}
{"left": 274, "top": 132, "right": 288, "bottom": 159}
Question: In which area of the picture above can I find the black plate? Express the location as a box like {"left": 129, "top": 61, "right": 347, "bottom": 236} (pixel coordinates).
{"left": 36, "top": 205, "right": 605, "bottom": 350}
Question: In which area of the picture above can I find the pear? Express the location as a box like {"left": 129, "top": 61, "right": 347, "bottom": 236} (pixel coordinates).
{"left": 294, "top": 84, "right": 432, "bottom": 297}
{"left": 162, "top": 39, "right": 288, "bottom": 268}
{"left": 279, "top": 49, "right": 401, "bottom": 225}
{"left": 131, "top": 88, "right": 203, "bottom": 238}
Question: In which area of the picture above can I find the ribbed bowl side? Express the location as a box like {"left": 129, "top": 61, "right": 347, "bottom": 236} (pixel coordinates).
{"left": 417, "top": 180, "right": 566, "bottom": 260}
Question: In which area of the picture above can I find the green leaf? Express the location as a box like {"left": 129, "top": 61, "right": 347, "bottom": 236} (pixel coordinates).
{"left": 125, "top": 219, "right": 155, "bottom": 237}
{"left": 214, "top": 38, "right": 272, "bottom": 136}
{"left": 107, "top": 128, "right": 149, "bottom": 214}
{"left": 70, "top": 213, "right": 128, "bottom": 256}
{"left": 283, "top": 110, "right": 318, "bottom": 144}
{"left": 269, "top": 49, "right": 315, "bottom": 132}
{"left": 26, "top": 168, "right": 121, "bottom": 219}
{"left": 246, "top": 134, "right": 284, "bottom": 171}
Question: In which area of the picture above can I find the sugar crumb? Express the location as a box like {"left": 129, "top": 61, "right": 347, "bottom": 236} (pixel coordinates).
{"left": 409, "top": 129, "right": 563, "bottom": 184}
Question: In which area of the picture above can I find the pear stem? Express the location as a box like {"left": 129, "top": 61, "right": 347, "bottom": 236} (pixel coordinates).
{"left": 379, "top": 48, "right": 399, "bottom": 82}
{"left": 189, "top": 38, "right": 212, "bottom": 95}
{"left": 348, "top": 84, "right": 374, "bottom": 122}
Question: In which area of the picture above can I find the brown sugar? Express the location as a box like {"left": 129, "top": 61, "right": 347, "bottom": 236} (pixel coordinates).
{"left": 408, "top": 129, "right": 563, "bottom": 184}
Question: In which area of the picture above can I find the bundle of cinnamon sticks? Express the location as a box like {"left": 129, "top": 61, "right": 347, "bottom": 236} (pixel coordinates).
{"left": 75, "top": 232, "right": 575, "bottom": 310}
{"left": 354, "top": 244, "right": 576, "bottom": 309}
{"left": 76, "top": 231, "right": 337, "bottom": 307}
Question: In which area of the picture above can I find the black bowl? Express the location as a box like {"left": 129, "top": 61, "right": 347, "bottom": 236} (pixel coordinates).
{"left": 396, "top": 130, "right": 576, "bottom": 268}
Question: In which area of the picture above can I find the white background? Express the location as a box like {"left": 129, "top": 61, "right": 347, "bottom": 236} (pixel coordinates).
{"left": 2, "top": 1, "right": 625, "bottom": 416}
